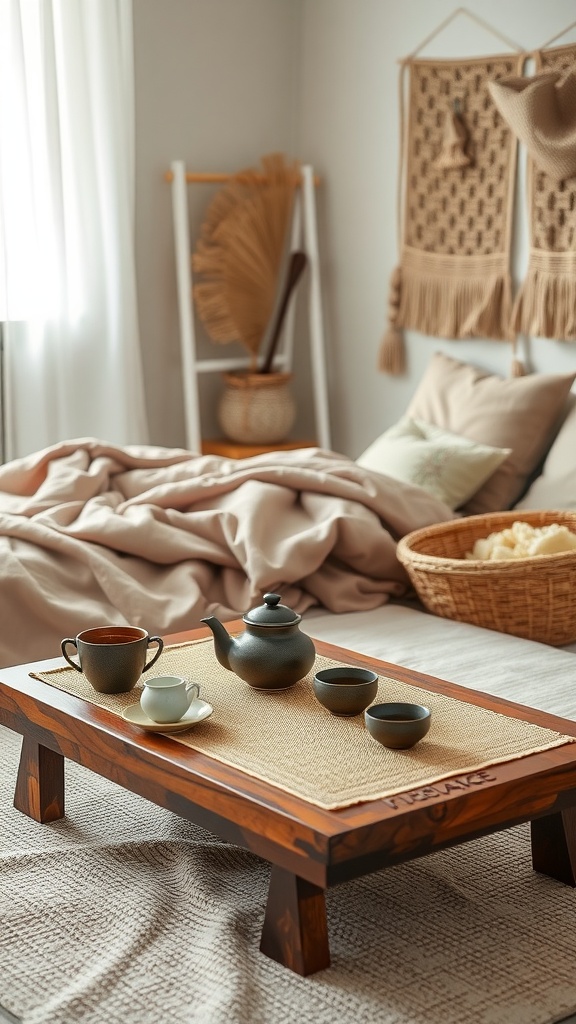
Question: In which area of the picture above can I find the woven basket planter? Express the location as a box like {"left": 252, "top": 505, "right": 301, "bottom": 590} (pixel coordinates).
{"left": 397, "top": 510, "right": 576, "bottom": 646}
{"left": 218, "top": 371, "right": 296, "bottom": 445}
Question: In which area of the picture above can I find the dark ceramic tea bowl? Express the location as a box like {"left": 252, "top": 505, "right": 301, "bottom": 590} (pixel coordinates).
{"left": 313, "top": 666, "right": 379, "bottom": 717}
{"left": 364, "top": 702, "right": 431, "bottom": 749}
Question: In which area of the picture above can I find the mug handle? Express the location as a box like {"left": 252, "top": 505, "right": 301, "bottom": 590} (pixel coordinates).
{"left": 142, "top": 636, "right": 164, "bottom": 673}
{"left": 61, "top": 638, "right": 82, "bottom": 672}
{"left": 185, "top": 681, "right": 200, "bottom": 707}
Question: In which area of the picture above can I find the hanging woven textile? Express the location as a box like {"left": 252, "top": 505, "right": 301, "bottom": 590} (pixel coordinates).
{"left": 380, "top": 51, "right": 524, "bottom": 374}
{"left": 496, "top": 44, "right": 576, "bottom": 342}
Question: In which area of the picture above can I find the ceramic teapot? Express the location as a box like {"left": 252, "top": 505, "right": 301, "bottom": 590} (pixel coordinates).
{"left": 201, "top": 593, "right": 316, "bottom": 691}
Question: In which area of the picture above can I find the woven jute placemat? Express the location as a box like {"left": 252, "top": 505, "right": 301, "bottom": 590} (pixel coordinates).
{"left": 32, "top": 639, "right": 574, "bottom": 810}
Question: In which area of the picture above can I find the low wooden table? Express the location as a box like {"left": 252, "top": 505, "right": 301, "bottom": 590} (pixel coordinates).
{"left": 2, "top": 625, "right": 576, "bottom": 976}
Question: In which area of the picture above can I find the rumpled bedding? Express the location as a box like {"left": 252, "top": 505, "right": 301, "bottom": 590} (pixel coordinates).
{"left": 0, "top": 438, "right": 455, "bottom": 667}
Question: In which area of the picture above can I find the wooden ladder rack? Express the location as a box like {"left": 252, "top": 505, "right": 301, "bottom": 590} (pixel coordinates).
{"left": 168, "top": 160, "right": 331, "bottom": 453}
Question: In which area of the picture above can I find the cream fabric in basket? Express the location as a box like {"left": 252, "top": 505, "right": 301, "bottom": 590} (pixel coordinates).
{"left": 356, "top": 415, "right": 510, "bottom": 509}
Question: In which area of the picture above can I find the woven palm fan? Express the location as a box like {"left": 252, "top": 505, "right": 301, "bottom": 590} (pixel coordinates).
{"left": 192, "top": 153, "right": 300, "bottom": 369}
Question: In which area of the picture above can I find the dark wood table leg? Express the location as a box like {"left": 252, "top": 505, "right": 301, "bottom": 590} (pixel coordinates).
{"left": 531, "top": 807, "right": 576, "bottom": 886}
{"left": 13, "top": 737, "right": 65, "bottom": 823}
{"left": 259, "top": 865, "right": 330, "bottom": 975}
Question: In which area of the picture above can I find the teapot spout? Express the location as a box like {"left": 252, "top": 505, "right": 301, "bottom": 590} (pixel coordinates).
{"left": 200, "top": 616, "right": 233, "bottom": 671}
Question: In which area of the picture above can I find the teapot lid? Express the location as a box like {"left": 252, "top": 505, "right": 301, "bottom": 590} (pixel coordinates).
{"left": 243, "top": 593, "right": 301, "bottom": 627}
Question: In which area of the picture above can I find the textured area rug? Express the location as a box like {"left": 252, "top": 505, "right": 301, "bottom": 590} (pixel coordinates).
{"left": 1, "top": 726, "right": 576, "bottom": 1024}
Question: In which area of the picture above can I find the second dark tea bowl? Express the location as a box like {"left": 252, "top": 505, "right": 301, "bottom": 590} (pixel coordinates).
{"left": 313, "top": 666, "right": 379, "bottom": 717}
{"left": 365, "top": 702, "right": 431, "bottom": 749}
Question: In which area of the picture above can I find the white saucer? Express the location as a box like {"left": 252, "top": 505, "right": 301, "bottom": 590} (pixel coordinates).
{"left": 122, "top": 699, "right": 213, "bottom": 733}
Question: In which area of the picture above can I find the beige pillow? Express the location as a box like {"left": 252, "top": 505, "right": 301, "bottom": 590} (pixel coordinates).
{"left": 529, "top": 394, "right": 576, "bottom": 480}
{"left": 407, "top": 352, "right": 575, "bottom": 514}
{"left": 356, "top": 415, "right": 511, "bottom": 509}
{"left": 516, "top": 397, "right": 576, "bottom": 509}
{"left": 515, "top": 471, "right": 576, "bottom": 510}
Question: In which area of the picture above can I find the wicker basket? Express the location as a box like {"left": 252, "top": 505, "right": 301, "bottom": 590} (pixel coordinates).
{"left": 396, "top": 510, "right": 576, "bottom": 646}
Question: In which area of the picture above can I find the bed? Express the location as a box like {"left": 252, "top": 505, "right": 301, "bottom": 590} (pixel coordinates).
{"left": 3, "top": 350, "right": 576, "bottom": 1024}
{"left": 0, "top": 351, "right": 575, "bottom": 669}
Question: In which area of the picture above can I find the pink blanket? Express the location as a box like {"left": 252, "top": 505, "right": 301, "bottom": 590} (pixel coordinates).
{"left": 0, "top": 439, "right": 454, "bottom": 667}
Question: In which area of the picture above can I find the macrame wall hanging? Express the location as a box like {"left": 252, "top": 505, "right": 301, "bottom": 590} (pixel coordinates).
{"left": 495, "top": 42, "right": 576, "bottom": 344}
{"left": 380, "top": 19, "right": 524, "bottom": 374}
{"left": 381, "top": 12, "right": 576, "bottom": 375}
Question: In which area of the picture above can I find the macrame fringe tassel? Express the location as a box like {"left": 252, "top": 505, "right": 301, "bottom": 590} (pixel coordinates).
{"left": 397, "top": 267, "right": 514, "bottom": 341}
{"left": 379, "top": 326, "right": 406, "bottom": 375}
{"left": 378, "top": 265, "right": 406, "bottom": 375}
{"left": 512, "top": 269, "right": 576, "bottom": 341}
{"left": 510, "top": 339, "right": 525, "bottom": 377}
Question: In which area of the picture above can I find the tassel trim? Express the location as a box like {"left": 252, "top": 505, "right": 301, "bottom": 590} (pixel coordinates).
{"left": 510, "top": 337, "right": 525, "bottom": 377}
{"left": 512, "top": 253, "right": 576, "bottom": 340}
{"left": 397, "top": 248, "right": 514, "bottom": 341}
{"left": 379, "top": 326, "right": 406, "bottom": 375}
{"left": 378, "top": 264, "right": 406, "bottom": 375}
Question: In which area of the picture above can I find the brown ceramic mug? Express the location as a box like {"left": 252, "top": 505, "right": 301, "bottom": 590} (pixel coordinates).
{"left": 61, "top": 626, "right": 164, "bottom": 694}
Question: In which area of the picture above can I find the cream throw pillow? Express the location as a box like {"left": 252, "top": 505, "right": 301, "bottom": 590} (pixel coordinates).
{"left": 407, "top": 352, "right": 575, "bottom": 514}
{"left": 356, "top": 415, "right": 511, "bottom": 509}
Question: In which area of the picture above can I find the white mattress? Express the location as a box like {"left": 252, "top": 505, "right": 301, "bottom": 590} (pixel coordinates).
{"left": 303, "top": 603, "right": 576, "bottom": 722}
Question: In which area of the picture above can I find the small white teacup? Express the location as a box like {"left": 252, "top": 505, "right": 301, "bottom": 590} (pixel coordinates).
{"left": 140, "top": 676, "right": 200, "bottom": 724}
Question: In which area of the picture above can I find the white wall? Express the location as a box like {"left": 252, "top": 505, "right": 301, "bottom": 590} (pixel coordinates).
{"left": 133, "top": 0, "right": 302, "bottom": 448}
{"left": 133, "top": 0, "right": 576, "bottom": 456}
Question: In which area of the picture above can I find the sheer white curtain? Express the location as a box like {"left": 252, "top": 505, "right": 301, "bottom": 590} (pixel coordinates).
{"left": 0, "top": 0, "right": 148, "bottom": 459}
